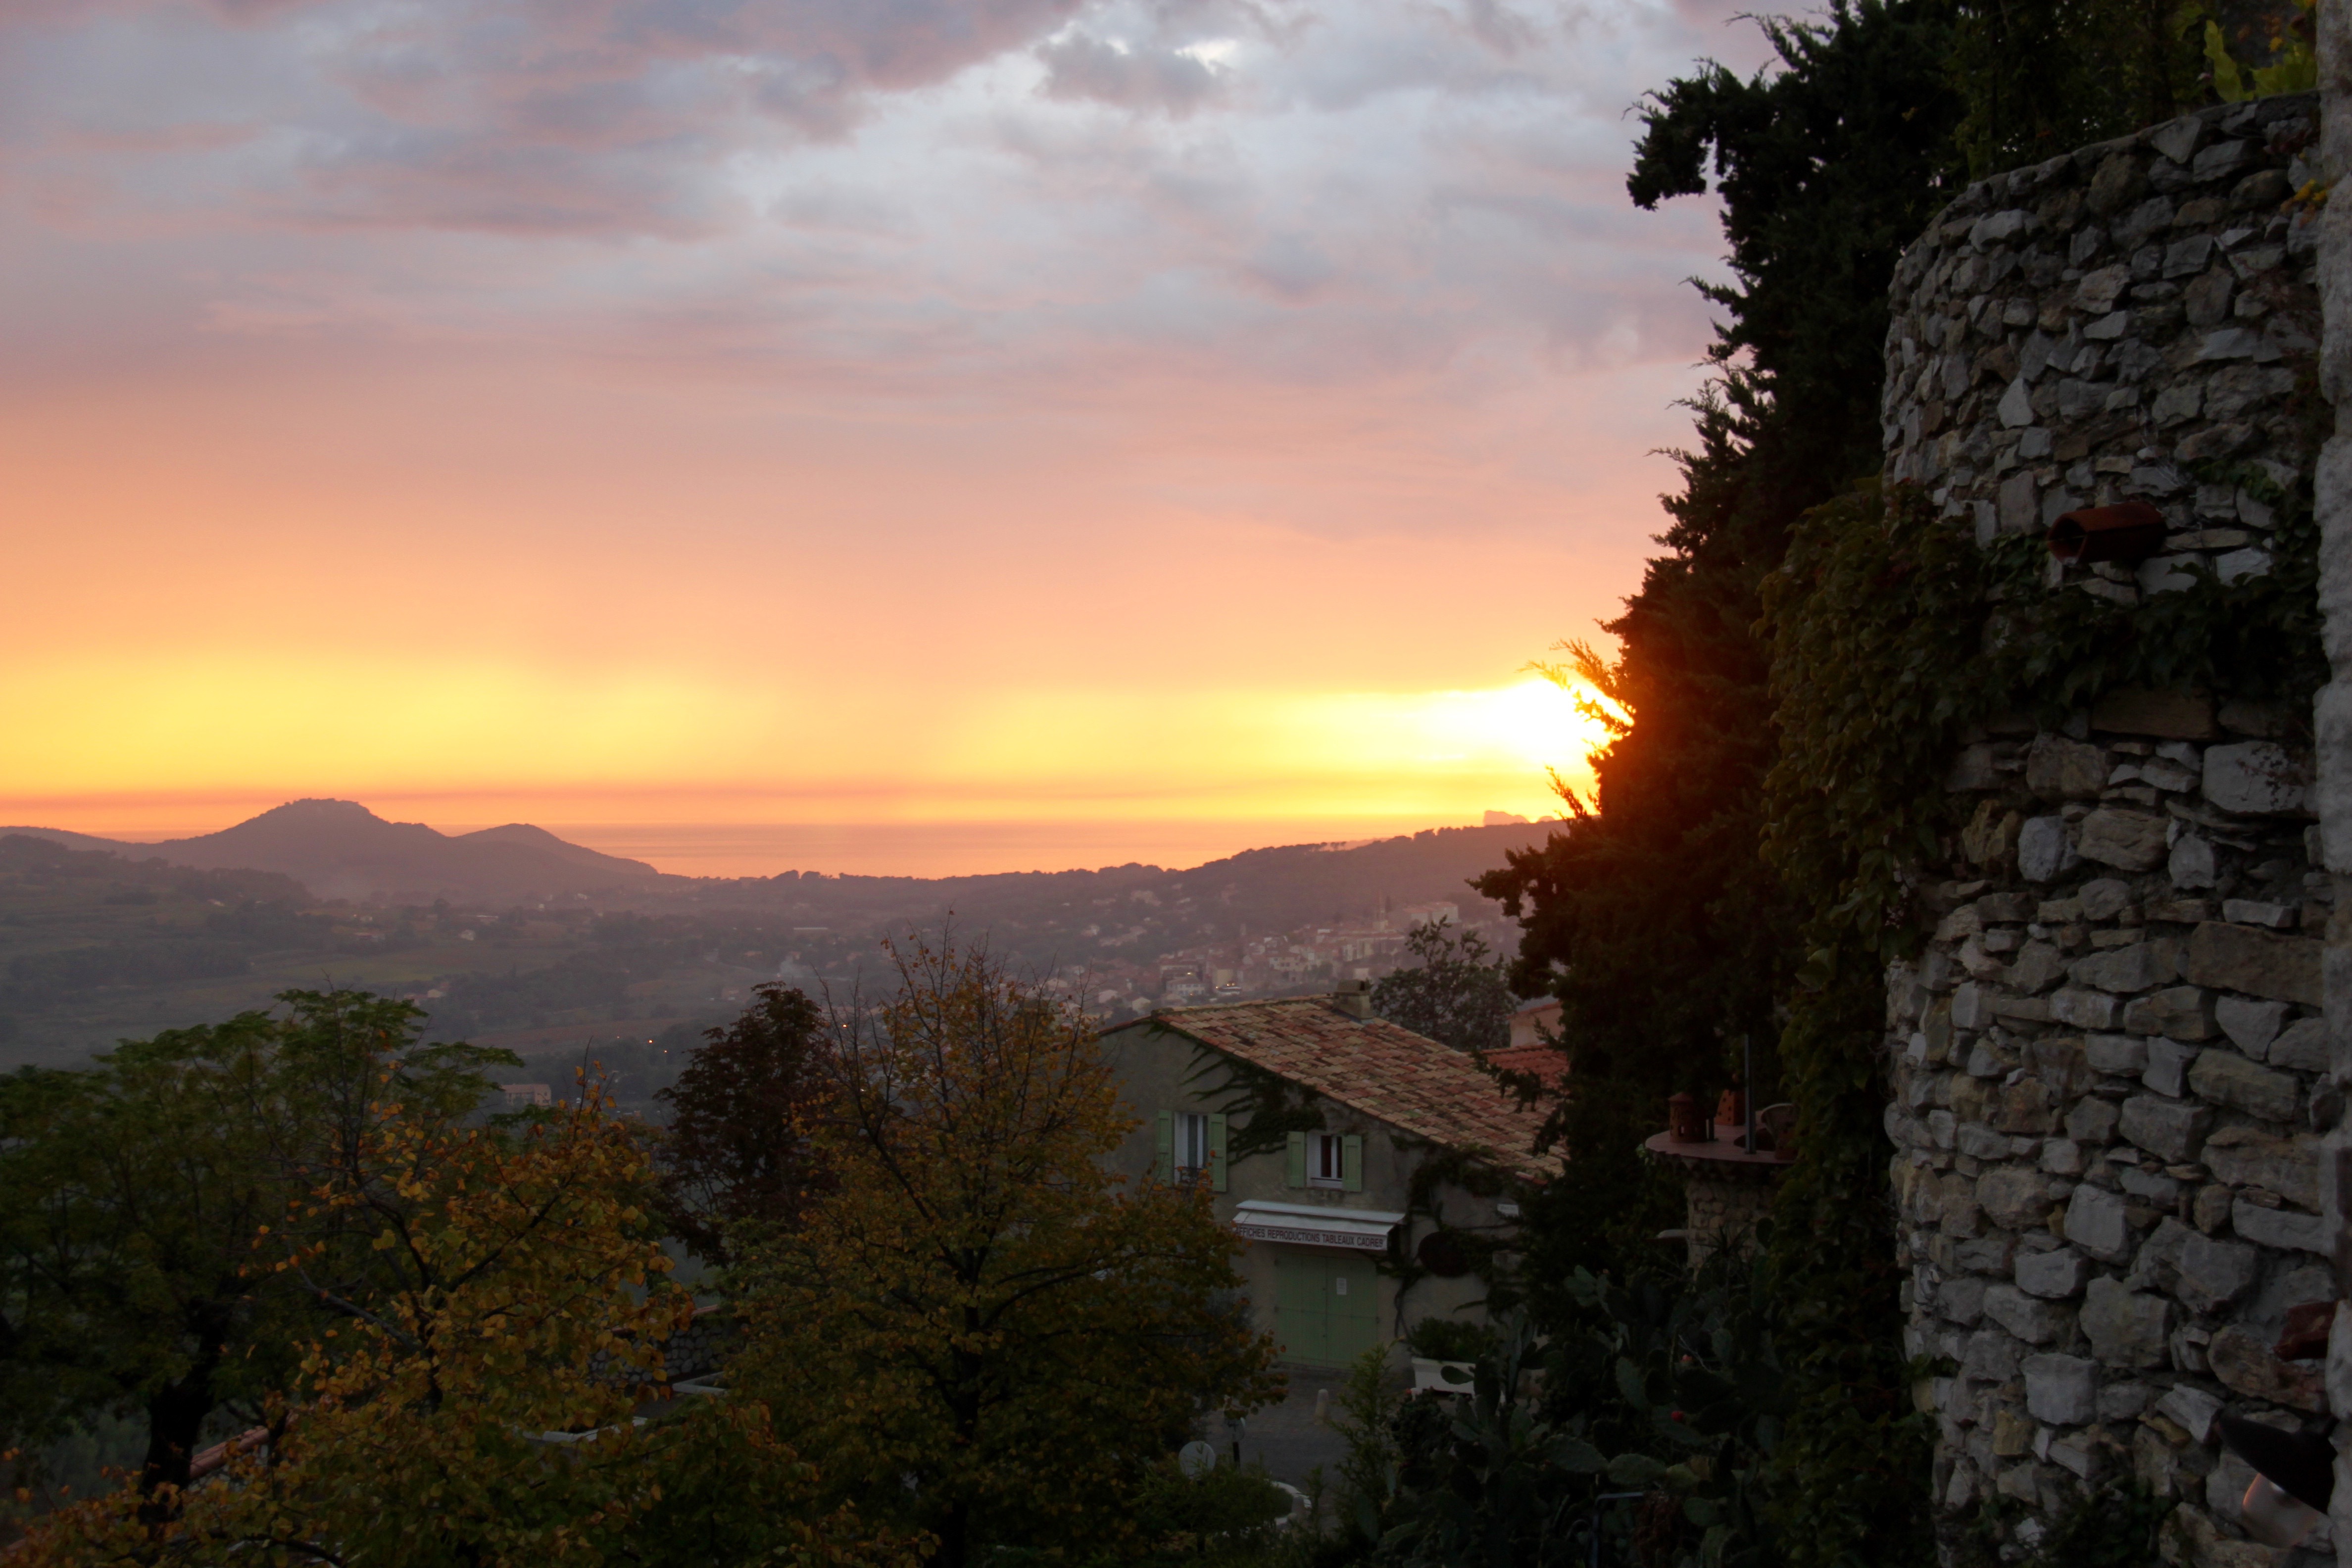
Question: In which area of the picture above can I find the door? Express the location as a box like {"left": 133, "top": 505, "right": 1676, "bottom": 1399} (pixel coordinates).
{"left": 1272, "top": 1250, "right": 1381, "bottom": 1367}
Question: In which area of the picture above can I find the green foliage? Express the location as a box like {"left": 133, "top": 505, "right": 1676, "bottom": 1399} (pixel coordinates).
{"left": 1748, "top": 465, "right": 2320, "bottom": 1562}
{"left": 731, "top": 940, "right": 1282, "bottom": 1568}
{"left": 1322, "top": 1346, "right": 1405, "bottom": 1555}
{"left": 0, "top": 991, "right": 514, "bottom": 1498}
{"left": 1381, "top": 1276, "right": 1785, "bottom": 1568}
{"left": 1482, "top": 0, "right": 1964, "bottom": 1286}
{"left": 1949, "top": 0, "right": 2210, "bottom": 176}
{"left": 2204, "top": 0, "right": 2317, "bottom": 101}
{"left": 1401, "top": 1318, "right": 1496, "bottom": 1363}
{"left": 1369, "top": 922, "right": 1512, "bottom": 1055}
{"left": 652, "top": 982, "right": 831, "bottom": 1264}
{"left": 1110, "top": 1460, "right": 1296, "bottom": 1568}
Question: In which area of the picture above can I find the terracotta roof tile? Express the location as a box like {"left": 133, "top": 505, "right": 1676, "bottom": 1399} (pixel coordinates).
{"left": 1483, "top": 1043, "right": 1569, "bottom": 1090}
{"left": 1114, "top": 997, "right": 1555, "bottom": 1180}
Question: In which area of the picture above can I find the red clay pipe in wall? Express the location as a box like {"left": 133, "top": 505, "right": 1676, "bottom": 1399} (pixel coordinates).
{"left": 2047, "top": 502, "right": 2167, "bottom": 564}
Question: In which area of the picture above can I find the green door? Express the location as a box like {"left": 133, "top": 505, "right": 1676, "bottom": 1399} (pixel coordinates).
{"left": 1273, "top": 1250, "right": 1380, "bottom": 1367}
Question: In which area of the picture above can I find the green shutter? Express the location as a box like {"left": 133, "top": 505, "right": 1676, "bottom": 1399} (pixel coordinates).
{"left": 1342, "top": 1134, "right": 1364, "bottom": 1192}
{"left": 1285, "top": 1130, "right": 1307, "bottom": 1188}
{"left": 1155, "top": 1111, "right": 1173, "bottom": 1180}
{"left": 1208, "top": 1113, "right": 1227, "bottom": 1192}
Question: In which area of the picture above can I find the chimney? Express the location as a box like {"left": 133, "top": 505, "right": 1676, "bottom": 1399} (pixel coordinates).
{"left": 1330, "top": 980, "right": 1373, "bottom": 1019}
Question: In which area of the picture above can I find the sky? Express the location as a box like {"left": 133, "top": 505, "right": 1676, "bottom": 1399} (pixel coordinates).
{"left": 0, "top": 0, "right": 1766, "bottom": 876}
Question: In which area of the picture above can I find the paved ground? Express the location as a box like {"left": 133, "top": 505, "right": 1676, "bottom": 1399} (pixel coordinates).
{"left": 1211, "top": 1363, "right": 1352, "bottom": 1488}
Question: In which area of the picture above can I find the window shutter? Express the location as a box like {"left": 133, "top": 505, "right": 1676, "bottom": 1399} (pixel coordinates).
{"left": 1342, "top": 1134, "right": 1364, "bottom": 1192}
{"left": 1208, "top": 1113, "right": 1228, "bottom": 1192}
{"left": 1156, "top": 1111, "right": 1174, "bottom": 1179}
{"left": 1285, "top": 1130, "right": 1307, "bottom": 1188}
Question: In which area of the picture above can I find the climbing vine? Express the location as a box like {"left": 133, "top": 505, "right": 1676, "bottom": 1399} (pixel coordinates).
{"left": 1751, "top": 464, "right": 2321, "bottom": 1562}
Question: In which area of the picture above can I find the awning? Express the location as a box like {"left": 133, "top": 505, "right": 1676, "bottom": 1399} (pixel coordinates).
{"left": 1231, "top": 1200, "right": 1406, "bottom": 1254}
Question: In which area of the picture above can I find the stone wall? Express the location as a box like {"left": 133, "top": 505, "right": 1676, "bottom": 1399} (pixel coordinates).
{"left": 1879, "top": 98, "right": 2336, "bottom": 1564}
{"left": 1885, "top": 94, "right": 2321, "bottom": 578}
{"left": 2309, "top": 3, "right": 2352, "bottom": 1561}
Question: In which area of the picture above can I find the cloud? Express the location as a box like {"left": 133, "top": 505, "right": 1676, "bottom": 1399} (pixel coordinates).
{"left": 1036, "top": 31, "right": 1225, "bottom": 113}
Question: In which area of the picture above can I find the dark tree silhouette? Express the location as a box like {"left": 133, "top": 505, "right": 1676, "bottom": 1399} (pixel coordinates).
{"left": 655, "top": 984, "right": 833, "bottom": 1263}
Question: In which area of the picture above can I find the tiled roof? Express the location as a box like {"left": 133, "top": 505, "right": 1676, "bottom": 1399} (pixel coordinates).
{"left": 1483, "top": 1043, "right": 1569, "bottom": 1090}
{"left": 1112, "top": 997, "right": 1555, "bottom": 1180}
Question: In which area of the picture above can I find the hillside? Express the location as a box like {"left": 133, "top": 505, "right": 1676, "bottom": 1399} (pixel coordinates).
{"left": 0, "top": 812, "right": 1562, "bottom": 1068}
{"left": 10, "top": 800, "right": 662, "bottom": 903}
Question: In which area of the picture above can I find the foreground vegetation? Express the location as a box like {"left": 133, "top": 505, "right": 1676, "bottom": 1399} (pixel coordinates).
{"left": 1, "top": 955, "right": 1279, "bottom": 1566}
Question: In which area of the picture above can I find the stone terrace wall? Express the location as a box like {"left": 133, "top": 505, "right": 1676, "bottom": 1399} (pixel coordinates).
{"left": 1885, "top": 93, "right": 2321, "bottom": 578}
{"left": 1879, "top": 99, "right": 2335, "bottom": 1565}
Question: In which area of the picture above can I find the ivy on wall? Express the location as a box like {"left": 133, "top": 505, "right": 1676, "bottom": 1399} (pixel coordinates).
{"left": 1750, "top": 465, "right": 2320, "bottom": 1562}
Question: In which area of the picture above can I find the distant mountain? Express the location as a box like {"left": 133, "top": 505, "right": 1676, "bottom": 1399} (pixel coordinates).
{"left": 10, "top": 801, "right": 661, "bottom": 904}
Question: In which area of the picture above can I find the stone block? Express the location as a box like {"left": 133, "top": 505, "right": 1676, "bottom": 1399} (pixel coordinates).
{"left": 2202, "top": 740, "right": 2312, "bottom": 814}
{"left": 1937, "top": 1274, "right": 1988, "bottom": 1324}
{"left": 2098, "top": 1380, "right": 2154, "bottom": 1421}
{"left": 1951, "top": 981, "right": 1990, "bottom": 1030}
{"left": 2026, "top": 1036, "right": 2091, "bottom": 1096}
{"left": 2186, "top": 1049, "right": 2299, "bottom": 1122}
{"left": 2078, "top": 878, "right": 2134, "bottom": 921}
{"left": 2041, "top": 1137, "right": 2083, "bottom": 1175}
{"left": 2181, "top": 921, "right": 2323, "bottom": 1005}
{"left": 2090, "top": 687, "right": 2217, "bottom": 739}
{"left": 2015, "top": 1246, "right": 2090, "bottom": 1299}
{"left": 2219, "top": 897, "right": 2298, "bottom": 929}
{"left": 1961, "top": 1327, "right": 2022, "bottom": 1382}
{"left": 2266, "top": 1016, "right": 2327, "bottom": 1071}
{"left": 1979, "top": 1166, "right": 2056, "bottom": 1229}
{"left": 1984, "top": 1283, "right": 2072, "bottom": 1344}
{"left": 2010, "top": 941, "right": 2069, "bottom": 992}
{"left": 2200, "top": 1127, "right": 2320, "bottom": 1209}
{"left": 1996, "top": 1078, "right": 2058, "bottom": 1135}
{"left": 2175, "top": 1232, "right": 2259, "bottom": 1312}
{"left": 2018, "top": 816, "right": 2078, "bottom": 882}
{"left": 2051, "top": 987, "right": 2121, "bottom": 1029}
{"left": 2206, "top": 1325, "right": 2325, "bottom": 1411}
{"left": 2231, "top": 1200, "right": 2326, "bottom": 1254}
{"left": 2213, "top": 995, "right": 2289, "bottom": 1056}
{"left": 2168, "top": 833, "right": 2219, "bottom": 889}
{"left": 2118, "top": 1093, "right": 2212, "bottom": 1160}
{"left": 2080, "top": 1276, "right": 2172, "bottom": 1368}
{"left": 2064, "top": 1096, "right": 2119, "bottom": 1143}
{"left": 2022, "top": 1352, "right": 2098, "bottom": 1424}
{"left": 2144, "top": 1036, "right": 2196, "bottom": 1097}
{"left": 1958, "top": 1121, "right": 2010, "bottom": 1159}
{"left": 2154, "top": 1383, "right": 2222, "bottom": 1443}
{"left": 2076, "top": 808, "right": 2169, "bottom": 872}
{"left": 2064, "top": 1183, "right": 2134, "bottom": 1262}
{"left": 2086, "top": 1033, "right": 2148, "bottom": 1075}
{"left": 2070, "top": 941, "right": 2177, "bottom": 994}
{"left": 2123, "top": 985, "right": 2217, "bottom": 1039}
{"left": 2027, "top": 735, "right": 2110, "bottom": 798}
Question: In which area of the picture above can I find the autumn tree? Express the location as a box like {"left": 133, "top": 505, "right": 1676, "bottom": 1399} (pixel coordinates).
{"left": 653, "top": 982, "right": 832, "bottom": 1263}
{"left": 16, "top": 1070, "right": 917, "bottom": 1568}
{"left": 0, "top": 991, "right": 511, "bottom": 1499}
{"left": 732, "top": 941, "right": 1282, "bottom": 1568}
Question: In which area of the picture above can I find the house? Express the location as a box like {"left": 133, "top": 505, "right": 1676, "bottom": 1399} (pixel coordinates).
{"left": 1098, "top": 984, "right": 1552, "bottom": 1369}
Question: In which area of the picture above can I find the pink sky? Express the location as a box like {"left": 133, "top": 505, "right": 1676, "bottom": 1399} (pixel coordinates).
{"left": 0, "top": 0, "right": 1766, "bottom": 876}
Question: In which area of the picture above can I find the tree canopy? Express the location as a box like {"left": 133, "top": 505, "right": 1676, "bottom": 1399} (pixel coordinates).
{"left": 731, "top": 942, "right": 1283, "bottom": 1568}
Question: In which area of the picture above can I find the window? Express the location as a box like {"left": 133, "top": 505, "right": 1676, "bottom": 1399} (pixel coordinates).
{"left": 1175, "top": 1112, "right": 1211, "bottom": 1180}
{"left": 1310, "top": 1132, "right": 1345, "bottom": 1189}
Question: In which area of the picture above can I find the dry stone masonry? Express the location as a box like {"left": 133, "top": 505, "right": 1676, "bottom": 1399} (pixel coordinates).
{"left": 1885, "top": 93, "right": 2322, "bottom": 586}
{"left": 1879, "top": 97, "right": 2337, "bottom": 1565}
